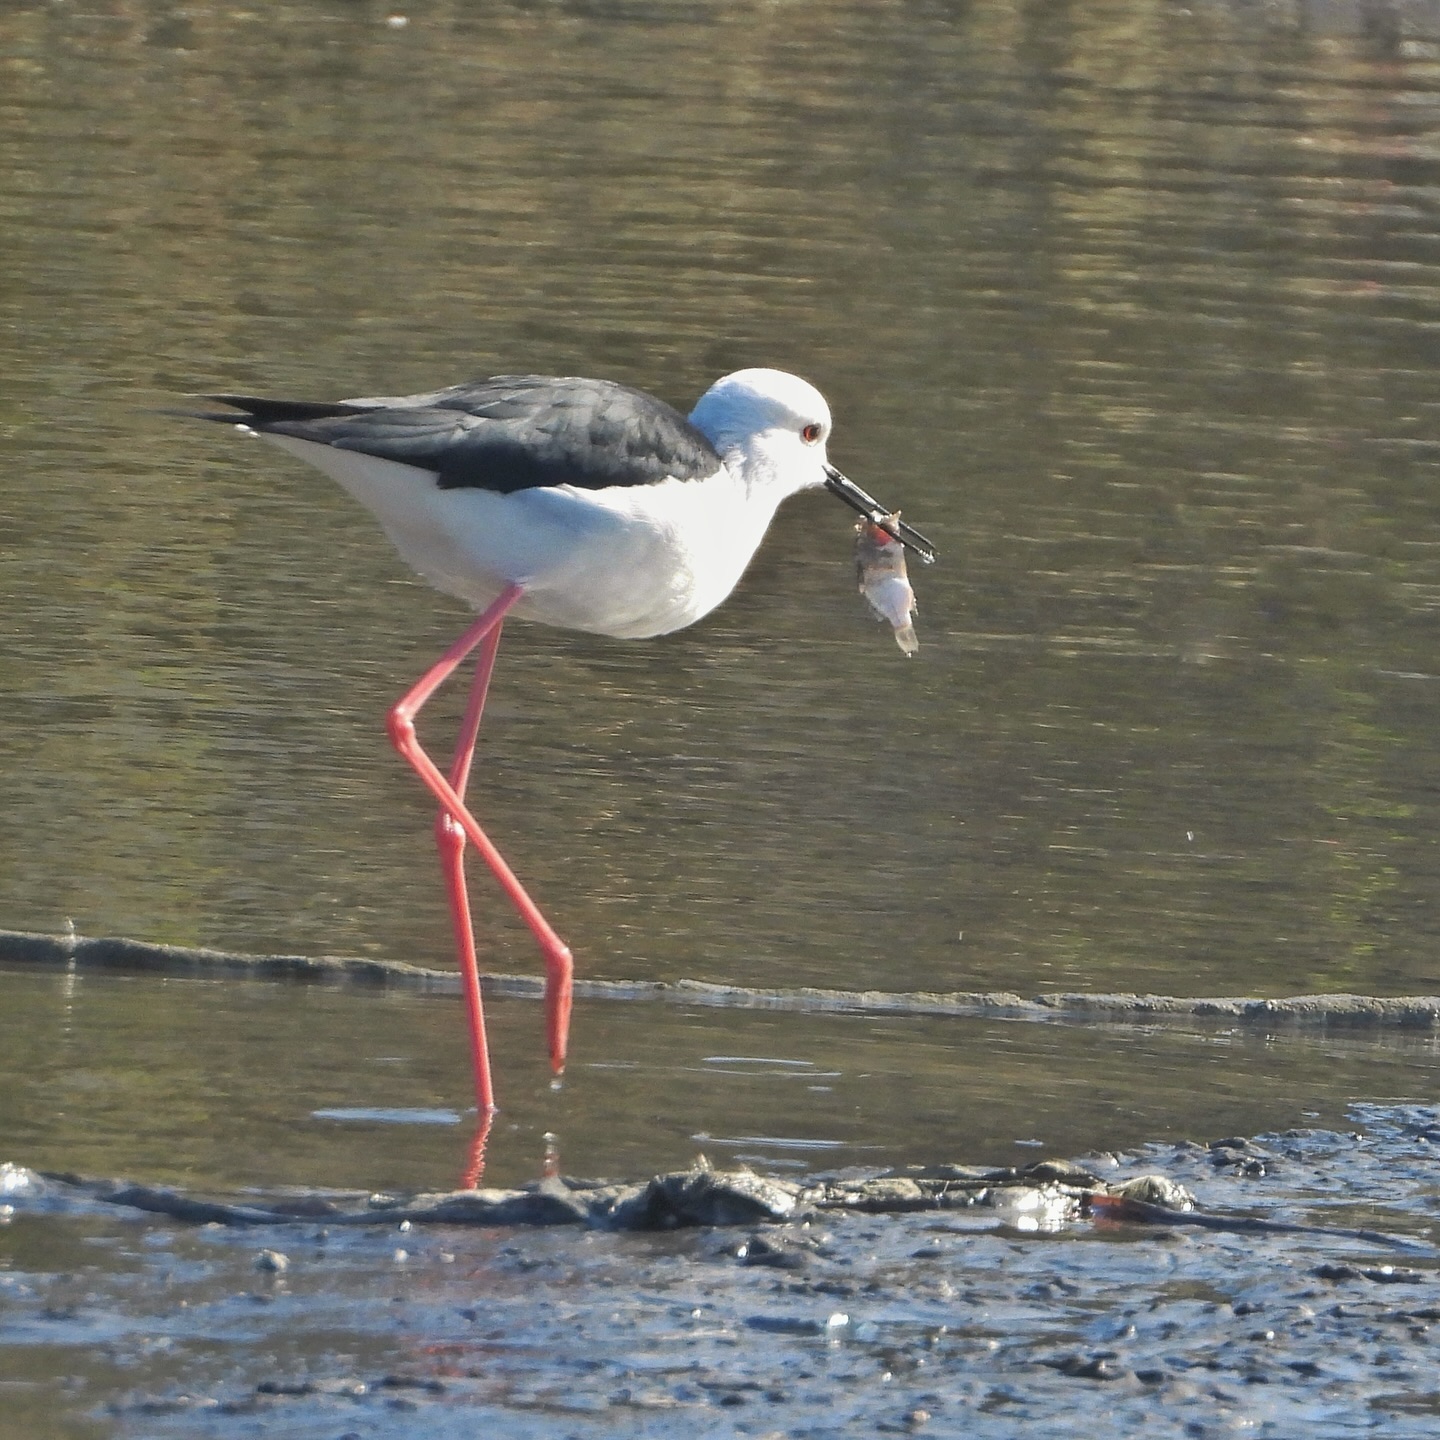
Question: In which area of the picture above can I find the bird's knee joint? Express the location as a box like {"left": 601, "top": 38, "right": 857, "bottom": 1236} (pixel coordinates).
{"left": 386, "top": 707, "right": 417, "bottom": 753}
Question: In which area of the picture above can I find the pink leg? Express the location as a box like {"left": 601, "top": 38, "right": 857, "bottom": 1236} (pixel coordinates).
{"left": 385, "top": 584, "right": 575, "bottom": 1119}
{"left": 434, "top": 620, "right": 505, "bottom": 1115}
{"left": 461, "top": 1112, "right": 494, "bottom": 1191}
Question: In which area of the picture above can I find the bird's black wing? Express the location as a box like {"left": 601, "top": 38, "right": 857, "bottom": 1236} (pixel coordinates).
{"left": 196, "top": 375, "right": 723, "bottom": 494}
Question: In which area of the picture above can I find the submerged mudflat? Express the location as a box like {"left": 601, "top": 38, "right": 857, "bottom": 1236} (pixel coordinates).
{"left": 4, "top": 1105, "right": 1438, "bottom": 1439}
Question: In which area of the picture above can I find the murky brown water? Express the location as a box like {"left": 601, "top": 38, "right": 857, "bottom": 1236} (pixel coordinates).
{"left": 5, "top": 0, "right": 1440, "bottom": 1195}
{"left": 8, "top": 6, "right": 1440, "bottom": 1436}
{"left": 5, "top": 965, "right": 1439, "bottom": 1194}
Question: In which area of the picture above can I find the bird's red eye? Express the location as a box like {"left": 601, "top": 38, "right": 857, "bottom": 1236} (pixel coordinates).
{"left": 801, "top": 422, "right": 823, "bottom": 444}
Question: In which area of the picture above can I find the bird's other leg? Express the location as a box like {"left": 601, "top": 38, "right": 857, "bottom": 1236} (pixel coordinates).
{"left": 385, "top": 584, "right": 575, "bottom": 1099}
{"left": 435, "top": 618, "right": 505, "bottom": 1117}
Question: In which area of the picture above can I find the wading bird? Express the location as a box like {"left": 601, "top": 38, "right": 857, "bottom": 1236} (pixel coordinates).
{"left": 186, "top": 367, "right": 934, "bottom": 1127}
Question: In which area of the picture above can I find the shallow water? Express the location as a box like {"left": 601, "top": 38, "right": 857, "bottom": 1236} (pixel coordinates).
{"left": 3, "top": 965, "right": 1437, "bottom": 1192}
{"left": 9, "top": 8, "right": 1440, "bottom": 1434}
{"left": 5, "top": 0, "right": 1440, "bottom": 1187}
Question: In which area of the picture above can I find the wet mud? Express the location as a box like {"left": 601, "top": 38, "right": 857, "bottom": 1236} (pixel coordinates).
{"left": 3, "top": 1106, "right": 1438, "bottom": 1439}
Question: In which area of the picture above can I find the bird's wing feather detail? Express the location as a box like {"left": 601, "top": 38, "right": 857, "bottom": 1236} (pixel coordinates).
{"left": 195, "top": 376, "right": 723, "bottom": 494}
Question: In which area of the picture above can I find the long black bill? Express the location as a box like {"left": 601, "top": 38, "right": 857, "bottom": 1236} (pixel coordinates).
{"left": 823, "top": 465, "right": 937, "bottom": 564}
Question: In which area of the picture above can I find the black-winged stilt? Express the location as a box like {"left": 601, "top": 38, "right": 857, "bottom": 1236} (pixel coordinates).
{"left": 185, "top": 368, "right": 934, "bottom": 1123}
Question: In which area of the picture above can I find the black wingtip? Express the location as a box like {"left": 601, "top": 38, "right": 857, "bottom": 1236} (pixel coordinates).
{"left": 154, "top": 401, "right": 258, "bottom": 425}
{"left": 163, "top": 394, "right": 379, "bottom": 427}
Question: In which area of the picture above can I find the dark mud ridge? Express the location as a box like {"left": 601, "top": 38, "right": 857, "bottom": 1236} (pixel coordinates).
{"left": 0, "top": 1154, "right": 1425, "bottom": 1248}
{"left": 3, "top": 1108, "right": 1439, "bottom": 1438}
{"left": 4, "top": 927, "right": 1439, "bottom": 1027}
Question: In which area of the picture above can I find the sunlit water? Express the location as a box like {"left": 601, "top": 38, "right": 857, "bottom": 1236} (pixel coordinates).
{"left": 4, "top": 0, "right": 1440, "bottom": 1192}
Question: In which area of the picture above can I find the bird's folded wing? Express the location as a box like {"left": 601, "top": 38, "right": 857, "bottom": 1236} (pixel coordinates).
{"left": 197, "top": 376, "right": 723, "bottom": 496}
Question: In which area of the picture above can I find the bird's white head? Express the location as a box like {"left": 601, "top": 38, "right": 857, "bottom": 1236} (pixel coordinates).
{"left": 688, "top": 368, "right": 834, "bottom": 497}
{"left": 687, "top": 367, "right": 939, "bottom": 568}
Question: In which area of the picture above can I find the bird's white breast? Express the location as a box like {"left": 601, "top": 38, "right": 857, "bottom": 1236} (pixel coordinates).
{"left": 264, "top": 433, "right": 782, "bottom": 639}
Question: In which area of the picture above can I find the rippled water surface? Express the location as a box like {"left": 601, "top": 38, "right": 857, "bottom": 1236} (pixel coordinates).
{"left": 4, "top": 0, "right": 1440, "bottom": 1195}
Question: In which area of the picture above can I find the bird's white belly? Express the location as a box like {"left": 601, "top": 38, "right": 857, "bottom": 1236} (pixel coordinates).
{"left": 266, "top": 435, "right": 775, "bottom": 639}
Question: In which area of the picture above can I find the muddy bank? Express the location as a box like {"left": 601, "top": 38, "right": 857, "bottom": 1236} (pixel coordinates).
{"left": 4, "top": 928, "right": 1439, "bottom": 1030}
{"left": 0, "top": 1157, "right": 1205, "bottom": 1233}
{"left": 0, "top": 1154, "right": 1411, "bottom": 1249}
{"left": 3, "top": 1105, "right": 1438, "bottom": 1438}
